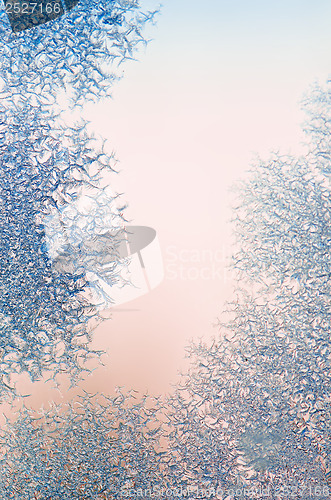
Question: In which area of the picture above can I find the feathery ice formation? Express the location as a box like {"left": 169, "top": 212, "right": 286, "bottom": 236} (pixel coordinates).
{"left": 0, "top": 101, "right": 128, "bottom": 399}
{"left": 0, "top": 391, "right": 163, "bottom": 499}
{"left": 0, "top": 0, "right": 158, "bottom": 108}
{"left": 0, "top": 0, "right": 157, "bottom": 399}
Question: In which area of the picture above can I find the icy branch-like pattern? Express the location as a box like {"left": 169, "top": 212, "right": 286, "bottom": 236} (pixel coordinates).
{"left": 0, "top": 101, "right": 128, "bottom": 399}
{"left": 162, "top": 79, "right": 331, "bottom": 497}
{"left": 0, "top": 8, "right": 328, "bottom": 495}
{"left": 0, "top": 0, "right": 157, "bottom": 398}
{"left": 0, "top": 391, "right": 163, "bottom": 499}
{"left": 163, "top": 335, "right": 329, "bottom": 496}
{"left": 302, "top": 80, "right": 331, "bottom": 175}
{"left": 1, "top": 80, "right": 329, "bottom": 496}
{"left": 231, "top": 158, "right": 330, "bottom": 291}
{"left": 0, "top": 0, "right": 159, "bottom": 107}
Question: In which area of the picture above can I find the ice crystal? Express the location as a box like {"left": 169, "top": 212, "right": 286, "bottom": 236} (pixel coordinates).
{"left": 0, "top": 390, "right": 163, "bottom": 499}
{"left": 0, "top": 0, "right": 158, "bottom": 107}
{"left": 0, "top": 0, "right": 157, "bottom": 399}
{"left": 0, "top": 101, "right": 128, "bottom": 399}
{"left": 302, "top": 80, "right": 331, "bottom": 176}
{"left": 0, "top": 5, "right": 329, "bottom": 495}
{"left": 163, "top": 79, "right": 331, "bottom": 497}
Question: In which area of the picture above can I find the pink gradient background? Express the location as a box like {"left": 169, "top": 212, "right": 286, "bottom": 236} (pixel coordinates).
{"left": 3, "top": 0, "right": 331, "bottom": 415}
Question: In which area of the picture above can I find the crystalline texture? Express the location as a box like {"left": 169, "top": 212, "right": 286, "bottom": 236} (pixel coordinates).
{"left": 0, "top": 0, "right": 157, "bottom": 399}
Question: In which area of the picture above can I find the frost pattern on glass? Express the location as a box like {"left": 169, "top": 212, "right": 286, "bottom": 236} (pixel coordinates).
{"left": 0, "top": 0, "right": 158, "bottom": 107}
{"left": 163, "top": 79, "right": 331, "bottom": 496}
{"left": 0, "top": 10, "right": 329, "bottom": 496}
{"left": 0, "top": 391, "right": 163, "bottom": 499}
{"left": 302, "top": 81, "right": 331, "bottom": 176}
{"left": 0, "top": 0, "right": 157, "bottom": 399}
{"left": 0, "top": 101, "right": 129, "bottom": 399}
